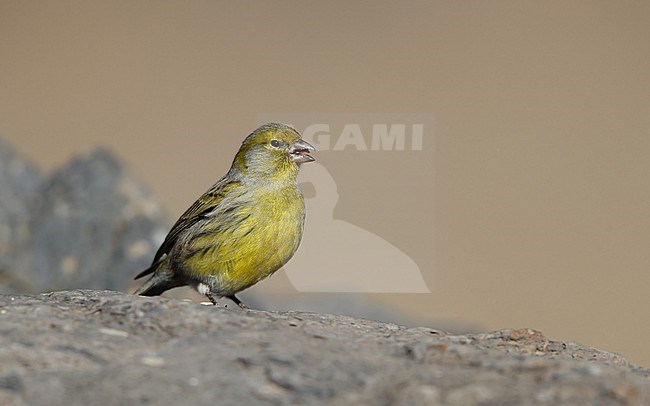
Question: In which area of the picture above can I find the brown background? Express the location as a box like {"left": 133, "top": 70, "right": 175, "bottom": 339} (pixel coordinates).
{"left": 1, "top": 1, "right": 649, "bottom": 366}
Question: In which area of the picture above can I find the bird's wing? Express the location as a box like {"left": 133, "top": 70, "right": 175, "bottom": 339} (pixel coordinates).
{"left": 134, "top": 176, "right": 243, "bottom": 280}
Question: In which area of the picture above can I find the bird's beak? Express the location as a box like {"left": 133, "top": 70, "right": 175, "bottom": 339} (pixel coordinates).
{"left": 288, "top": 139, "right": 315, "bottom": 164}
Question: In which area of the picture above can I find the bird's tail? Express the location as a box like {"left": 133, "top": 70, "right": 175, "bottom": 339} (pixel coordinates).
{"left": 133, "top": 257, "right": 181, "bottom": 296}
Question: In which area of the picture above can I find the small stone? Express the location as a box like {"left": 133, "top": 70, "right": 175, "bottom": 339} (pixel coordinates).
{"left": 140, "top": 356, "right": 166, "bottom": 367}
{"left": 98, "top": 327, "right": 129, "bottom": 338}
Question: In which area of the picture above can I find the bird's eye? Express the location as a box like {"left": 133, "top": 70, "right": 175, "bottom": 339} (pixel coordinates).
{"left": 270, "top": 139, "right": 281, "bottom": 148}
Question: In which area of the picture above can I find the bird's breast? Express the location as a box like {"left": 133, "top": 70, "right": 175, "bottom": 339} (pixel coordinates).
{"left": 183, "top": 184, "right": 306, "bottom": 296}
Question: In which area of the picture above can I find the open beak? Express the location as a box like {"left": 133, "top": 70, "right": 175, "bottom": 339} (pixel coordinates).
{"left": 288, "top": 139, "right": 315, "bottom": 164}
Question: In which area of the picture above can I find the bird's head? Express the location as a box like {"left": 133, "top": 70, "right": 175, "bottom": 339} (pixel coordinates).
{"left": 231, "top": 123, "right": 315, "bottom": 181}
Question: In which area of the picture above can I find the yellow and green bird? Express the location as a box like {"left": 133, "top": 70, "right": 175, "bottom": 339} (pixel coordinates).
{"left": 133, "top": 123, "right": 315, "bottom": 307}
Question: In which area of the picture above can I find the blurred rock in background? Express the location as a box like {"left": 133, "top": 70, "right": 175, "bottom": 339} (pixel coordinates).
{"left": 0, "top": 139, "right": 44, "bottom": 292}
{"left": 0, "top": 139, "right": 169, "bottom": 294}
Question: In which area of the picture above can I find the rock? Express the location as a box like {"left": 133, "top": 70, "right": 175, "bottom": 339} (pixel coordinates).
{"left": 0, "top": 146, "right": 169, "bottom": 294}
{"left": 0, "top": 290, "right": 648, "bottom": 405}
{"left": 0, "top": 140, "right": 44, "bottom": 292}
{"left": 22, "top": 149, "right": 169, "bottom": 292}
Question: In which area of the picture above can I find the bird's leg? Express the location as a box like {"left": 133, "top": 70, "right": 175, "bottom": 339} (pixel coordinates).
{"left": 228, "top": 295, "right": 248, "bottom": 309}
{"left": 205, "top": 291, "right": 218, "bottom": 306}
{"left": 197, "top": 282, "right": 219, "bottom": 306}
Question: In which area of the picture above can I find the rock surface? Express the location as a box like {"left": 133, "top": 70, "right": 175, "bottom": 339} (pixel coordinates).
{"left": 1, "top": 290, "right": 648, "bottom": 406}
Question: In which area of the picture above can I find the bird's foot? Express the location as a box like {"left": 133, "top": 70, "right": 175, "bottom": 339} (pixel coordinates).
{"left": 228, "top": 295, "right": 248, "bottom": 309}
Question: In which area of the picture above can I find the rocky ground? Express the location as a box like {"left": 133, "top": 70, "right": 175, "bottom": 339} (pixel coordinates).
{"left": 1, "top": 290, "right": 649, "bottom": 406}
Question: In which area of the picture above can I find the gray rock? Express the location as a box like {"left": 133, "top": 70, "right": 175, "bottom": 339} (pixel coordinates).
{"left": 0, "top": 140, "right": 44, "bottom": 292}
{"left": 22, "top": 149, "right": 169, "bottom": 293}
{"left": 0, "top": 290, "right": 648, "bottom": 405}
{"left": 0, "top": 145, "right": 169, "bottom": 294}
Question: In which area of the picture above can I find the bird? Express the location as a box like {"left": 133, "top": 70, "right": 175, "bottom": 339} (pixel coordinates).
{"left": 133, "top": 122, "right": 315, "bottom": 308}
